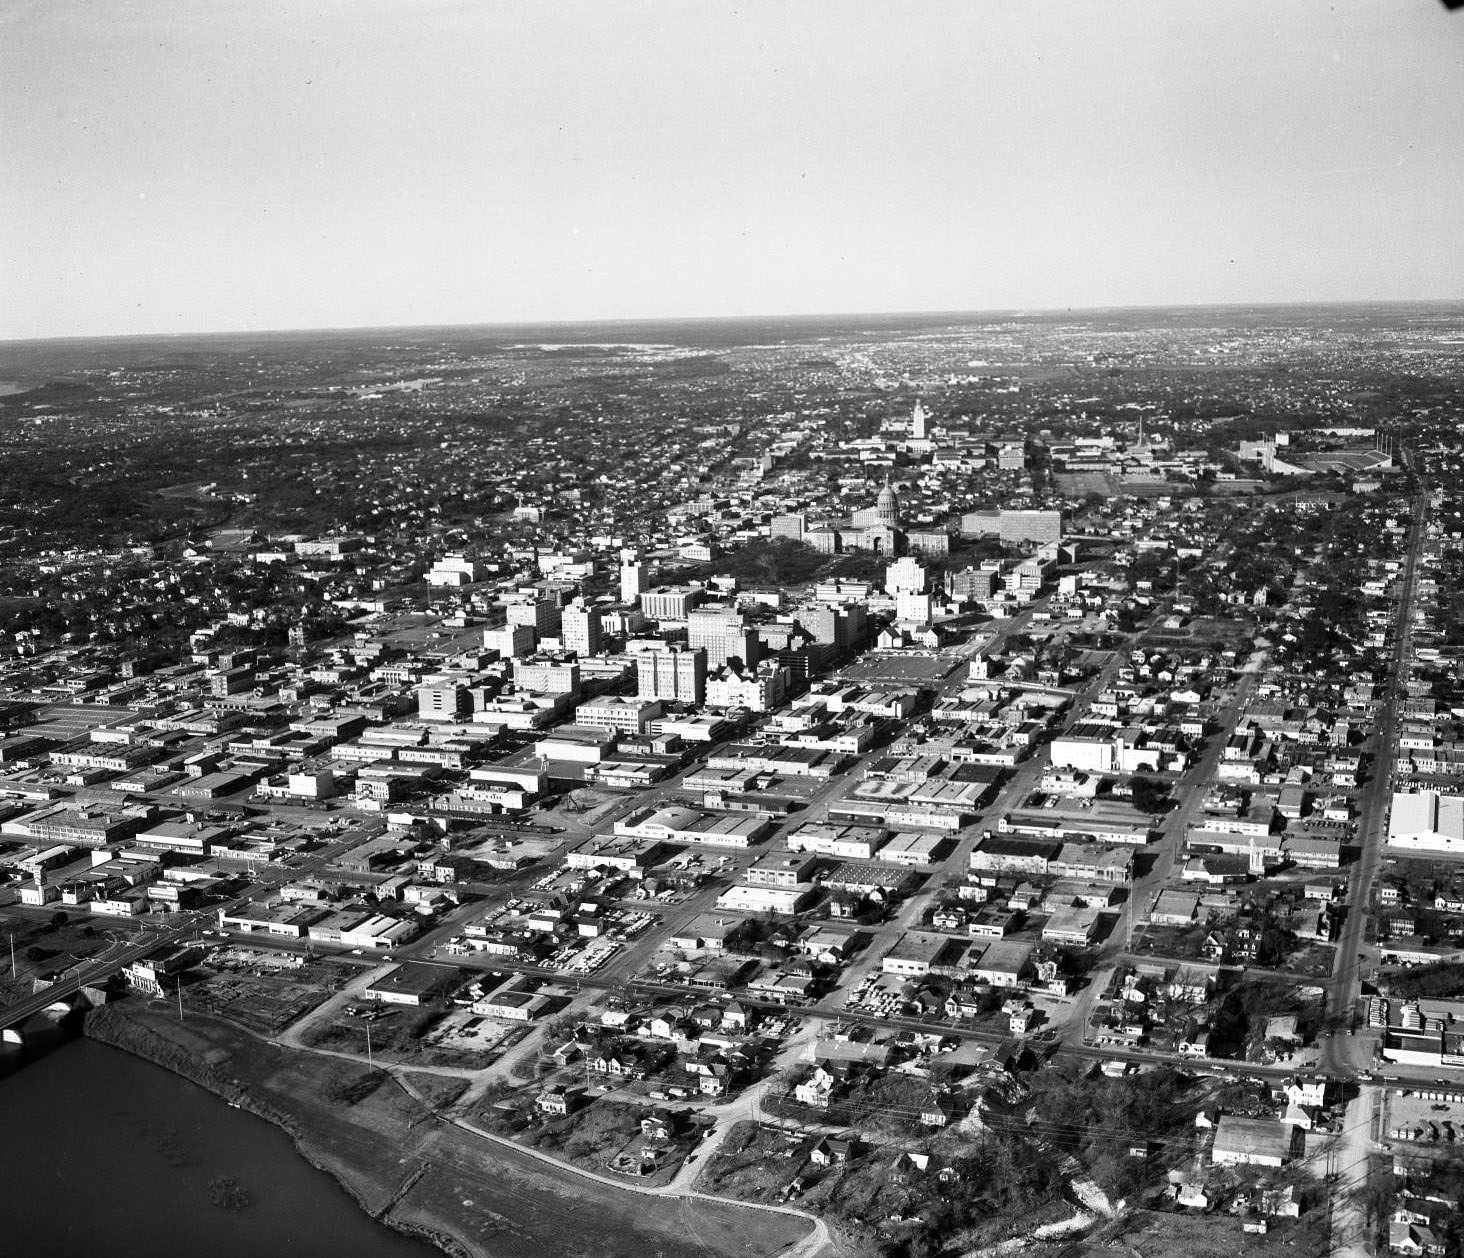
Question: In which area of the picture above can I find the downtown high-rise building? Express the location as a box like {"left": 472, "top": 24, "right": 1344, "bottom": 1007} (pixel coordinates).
{"left": 620, "top": 551, "right": 650, "bottom": 605}
{"left": 911, "top": 399, "right": 927, "bottom": 441}
{"left": 506, "top": 596, "right": 561, "bottom": 639}
{"left": 560, "top": 600, "right": 603, "bottom": 656}
{"left": 635, "top": 644, "right": 707, "bottom": 704}
{"left": 686, "top": 606, "right": 759, "bottom": 670}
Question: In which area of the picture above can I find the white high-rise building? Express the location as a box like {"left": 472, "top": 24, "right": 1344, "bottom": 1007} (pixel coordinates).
{"left": 620, "top": 551, "right": 650, "bottom": 605}
{"left": 895, "top": 590, "right": 934, "bottom": 625}
{"left": 687, "top": 606, "right": 758, "bottom": 669}
{"left": 885, "top": 556, "right": 927, "bottom": 596}
{"left": 911, "top": 400, "right": 927, "bottom": 441}
{"left": 561, "top": 600, "right": 603, "bottom": 656}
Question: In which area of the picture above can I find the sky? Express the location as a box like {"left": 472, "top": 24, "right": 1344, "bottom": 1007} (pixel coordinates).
{"left": 3, "top": 0, "right": 1463, "bottom": 340}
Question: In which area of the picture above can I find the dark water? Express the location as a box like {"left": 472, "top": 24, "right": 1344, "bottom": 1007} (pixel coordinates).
{"left": 0, "top": 1036, "right": 441, "bottom": 1258}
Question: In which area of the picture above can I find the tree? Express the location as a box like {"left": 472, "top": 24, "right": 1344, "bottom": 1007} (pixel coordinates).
{"left": 1128, "top": 775, "right": 1171, "bottom": 815}
{"left": 542, "top": 1014, "right": 578, "bottom": 1042}
{"left": 48, "top": 911, "right": 68, "bottom": 931}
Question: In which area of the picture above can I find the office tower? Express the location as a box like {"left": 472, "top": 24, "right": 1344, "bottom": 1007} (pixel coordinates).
{"left": 687, "top": 606, "right": 759, "bottom": 670}
{"left": 561, "top": 600, "right": 603, "bottom": 656}
{"left": 620, "top": 551, "right": 650, "bottom": 605}
{"left": 635, "top": 644, "right": 707, "bottom": 704}
{"left": 885, "top": 556, "right": 927, "bottom": 596}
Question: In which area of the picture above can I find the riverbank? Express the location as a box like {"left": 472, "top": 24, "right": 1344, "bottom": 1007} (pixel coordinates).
{"left": 85, "top": 999, "right": 818, "bottom": 1258}
{"left": 0, "top": 1033, "right": 442, "bottom": 1258}
{"left": 85, "top": 1001, "right": 473, "bottom": 1258}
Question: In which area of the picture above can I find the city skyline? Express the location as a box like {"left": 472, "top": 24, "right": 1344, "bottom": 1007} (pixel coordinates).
{"left": 4, "top": 0, "right": 1464, "bottom": 342}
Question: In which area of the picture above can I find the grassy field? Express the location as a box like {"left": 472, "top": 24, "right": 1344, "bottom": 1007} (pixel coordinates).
{"left": 0, "top": 909, "right": 120, "bottom": 1002}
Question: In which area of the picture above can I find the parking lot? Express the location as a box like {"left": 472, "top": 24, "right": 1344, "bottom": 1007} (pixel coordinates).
{"left": 556, "top": 938, "right": 620, "bottom": 974}
{"left": 1383, "top": 1086, "right": 1464, "bottom": 1145}
{"left": 842, "top": 972, "right": 907, "bottom": 1015}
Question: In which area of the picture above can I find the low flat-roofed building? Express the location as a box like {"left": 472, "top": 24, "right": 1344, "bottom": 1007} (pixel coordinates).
{"left": 1042, "top": 903, "right": 1105, "bottom": 946}
{"left": 715, "top": 882, "right": 812, "bottom": 915}
{"left": 590, "top": 757, "right": 678, "bottom": 791}
{"left": 336, "top": 835, "right": 417, "bottom": 873}
{"left": 89, "top": 850, "right": 163, "bottom": 882}
{"left": 532, "top": 725, "right": 619, "bottom": 764}
{"left": 968, "top": 939, "right": 1033, "bottom": 987}
{"left": 613, "top": 805, "right": 770, "bottom": 848}
{"left": 91, "top": 887, "right": 150, "bottom": 917}
{"left": 573, "top": 697, "right": 665, "bottom": 735}
{"left": 146, "top": 880, "right": 209, "bottom": 911}
{"left": 309, "top": 910, "right": 417, "bottom": 951}
{"left": 50, "top": 740, "right": 159, "bottom": 774}
{"left": 458, "top": 925, "right": 550, "bottom": 960}
{"left": 684, "top": 764, "right": 772, "bottom": 794}
{"left": 218, "top": 903, "right": 323, "bottom": 937}
{"left": 811, "top": 1037, "right": 892, "bottom": 1069}
{"left": 473, "top": 984, "right": 553, "bottom": 1021}
{"left": 1051, "top": 842, "right": 1133, "bottom": 883}
{"left": 685, "top": 813, "right": 769, "bottom": 848}
{"left": 1185, "top": 828, "right": 1284, "bottom": 862}
{"left": 670, "top": 913, "right": 748, "bottom": 953}
{"left": 1, "top": 801, "right": 149, "bottom": 848}
{"left": 11, "top": 844, "right": 76, "bottom": 875}
{"left": 969, "top": 836, "right": 1059, "bottom": 876}
{"left": 1150, "top": 889, "right": 1201, "bottom": 926}
{"left": 1181, "top": 855, "right": 1251, "bottom": 884}
{"left": 614, "top": 804, "right": 705, "bottom": 839}
{"left": 784, "top": 821, "right": 888, "bottom": 860}
{"left": 365, "top": 961, "right": 460, "bottom": 1005}
{"left": 566, "top": 835, "right": 676, "bottom": 876}
{"left": 745, "top": 969, "right": 817, "bottom": 1004}
{"left": 706, "top": 743, "right": 838, "bottom": 778}
{"left": 745, "top": 851, "right": 818, "bottom": 888}
{"left": 822, "top": 860, "right": 921, "bottom": 898}
{"left": 111, "top": 768, "right": 187, "bottom": 794}
{"left": 878, "top": 831, "right": 947, "bottom": 867}
{"left": 0, "top": 734, "right": 51, "bottom": 764}
{"left": 1211, "top": 1116, "right": 1297, "bottom": 1168}
{"left": 134, "top": 820, "right": 232, "bottom": 858}
{"left": 648, "top": 714, "right": 734, "bottom": 744}
{"left": 1281, "top": 835, "right": 1344, "bottom": 868}
{"left": 173, "top": 769, "right": 256, "bottom": 799}
{"left": 882, "top": 930, "right": 962, "bottom": 977}
{"left": 1388, "top": 790, "right": 1464, "bottom": 855}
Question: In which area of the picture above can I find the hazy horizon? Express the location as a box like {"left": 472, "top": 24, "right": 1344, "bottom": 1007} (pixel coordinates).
{"left": 5, "top": 296, "right": 1464, "bottom": 353}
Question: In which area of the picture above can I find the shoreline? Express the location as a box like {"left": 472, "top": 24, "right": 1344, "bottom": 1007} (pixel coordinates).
{"left": 83, "top": 1001, "right": 474, "bottom": 1258}
{"left": 81, "top": 999, "right": 824, "bottom": 1258}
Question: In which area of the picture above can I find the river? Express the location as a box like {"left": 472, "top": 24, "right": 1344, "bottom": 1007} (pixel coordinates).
{"left": 0, "top": 1035, "right": 442, "bottom": 1258}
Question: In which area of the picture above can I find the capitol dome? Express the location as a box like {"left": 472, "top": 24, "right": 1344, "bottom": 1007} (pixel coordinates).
{"left": 875, "top": 481, "right": 900, "bottom": 527}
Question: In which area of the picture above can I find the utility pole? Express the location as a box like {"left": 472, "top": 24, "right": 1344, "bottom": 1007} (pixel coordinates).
{"left": 365, "top": 1018, "right": 373, "bottom": 1068}
{"left": 8, "top": 933, "right": 15, "bottom": 979}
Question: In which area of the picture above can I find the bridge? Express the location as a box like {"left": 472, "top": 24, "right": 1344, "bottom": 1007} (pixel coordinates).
{"left": 0, "top": 916, "right": 205, "bottom": 1041}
